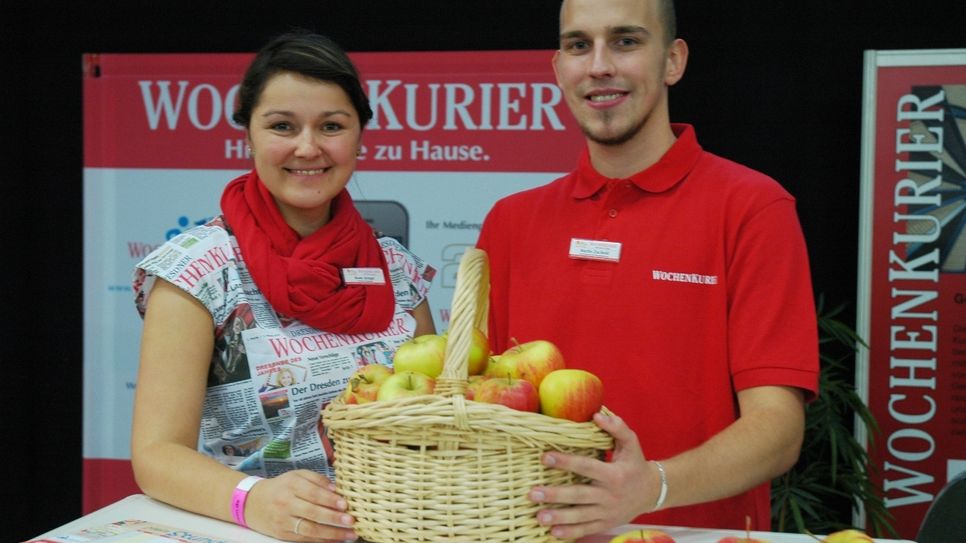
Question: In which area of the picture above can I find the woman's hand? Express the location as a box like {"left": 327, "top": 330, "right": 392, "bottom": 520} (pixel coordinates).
{"left": 246, "top": 470, "right": 357, "bottom": 542}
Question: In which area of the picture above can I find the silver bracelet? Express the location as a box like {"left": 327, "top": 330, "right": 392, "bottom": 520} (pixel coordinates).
{"left": 651, "top": 460, "right": 668, "bottom": 511}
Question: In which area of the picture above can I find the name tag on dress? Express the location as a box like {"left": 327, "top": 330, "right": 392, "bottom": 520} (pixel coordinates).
{"left": 342, "top": 267, "right": 386, "bottom": 285}
{"left": 568, "top": 238, "right": 622, "bottom": 262}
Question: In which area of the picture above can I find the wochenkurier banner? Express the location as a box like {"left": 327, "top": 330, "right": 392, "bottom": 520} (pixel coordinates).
{"left": 82, "top": 51, "right": 583, "bottom": 512}
{"left": 857, "top": 48, "right": 966, "bottom": 537}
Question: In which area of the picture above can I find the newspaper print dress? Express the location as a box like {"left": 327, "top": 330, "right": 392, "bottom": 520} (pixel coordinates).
{"left": 133, "top": 217, "right": 434, "bottom": 480}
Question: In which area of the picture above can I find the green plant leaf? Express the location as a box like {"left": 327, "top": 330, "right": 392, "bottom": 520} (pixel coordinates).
{"left": 771, "top": 295, "right": 895, "bottom": 537}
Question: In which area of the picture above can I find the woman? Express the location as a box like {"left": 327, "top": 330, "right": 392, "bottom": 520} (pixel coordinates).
{"left": 259, "top": 366, "right": 304, "bottom": 392}
{"left": 131, "top": 31, "right": 435, "bottom": 542}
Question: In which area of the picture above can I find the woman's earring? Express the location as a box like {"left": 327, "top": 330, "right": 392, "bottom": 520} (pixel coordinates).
{"left": 247, "top": 146, "right": 253, "bottom": 157}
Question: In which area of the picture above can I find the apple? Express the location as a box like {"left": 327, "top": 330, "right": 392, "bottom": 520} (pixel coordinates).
{"left": 376, "top": 370, "right": 435, "bottom": 401}
{"left": 393, "top": 334, "right": 447, "bottom": 378}
{"left": 609, "top": 529, "right": 675, "bottom": 543}
{"left": 483, "top": 354, "right": 514, "bottom": 378}
{"left": 822, "top": 529, "right": 873, "bottom": 543}
{"left": 716, "top": 515, "right": 768, "bottom": 543}
{"left": 465, "top": 375, "right": 490, "bottom": 401}
{"left": 467, "top": 328, "right": 491, "bottom": 375}
{"left": 538, "top": 369, "right": 604, "bottom": 422}
{"left": 474, "top": 376, "right": 539, "bottom": 412}
{"left": 484, "top": 339, "right": 565, "bottom": 389}
{"left": 342, "top": 364, "right": 393, "bottom": 404}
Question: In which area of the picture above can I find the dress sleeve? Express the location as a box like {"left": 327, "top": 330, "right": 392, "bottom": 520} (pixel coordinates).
{"left": 379, "top": 237, "right": 435, "bottom": 311}
{"left": 132, "top": 224, "right": 235, "bottom": 323}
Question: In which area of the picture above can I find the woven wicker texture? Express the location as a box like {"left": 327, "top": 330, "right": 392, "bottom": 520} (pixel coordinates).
{"left": 323, "top": 248, "right": 614, "bottom": 542}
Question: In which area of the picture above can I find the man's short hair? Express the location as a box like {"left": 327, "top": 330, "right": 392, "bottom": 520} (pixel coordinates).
{"left": 559, "top": 0, "right": 677, "bottom": 44}
{"left": 659, "top": 0, "right": 677, "bottom": 44}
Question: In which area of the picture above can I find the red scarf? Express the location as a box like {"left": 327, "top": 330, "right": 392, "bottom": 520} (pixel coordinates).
{"left": 220, "top": 170, "right": 394, "bottom": 334}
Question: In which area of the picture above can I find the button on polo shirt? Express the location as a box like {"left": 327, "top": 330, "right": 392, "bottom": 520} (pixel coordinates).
{"left": 566, "top": 124, "right": 702, "bottom": 252}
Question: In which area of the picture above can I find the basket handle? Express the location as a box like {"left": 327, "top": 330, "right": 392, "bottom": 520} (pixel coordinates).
{"left": 436, "top": 248, "right": 489, "bottom": 396}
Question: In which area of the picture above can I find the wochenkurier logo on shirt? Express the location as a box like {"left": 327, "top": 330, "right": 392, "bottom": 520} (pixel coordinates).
{"left": 651, "top": 269, "right": 719, "bottom": 285}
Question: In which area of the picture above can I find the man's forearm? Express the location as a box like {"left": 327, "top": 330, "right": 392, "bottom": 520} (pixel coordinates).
{"left": 653, "top": 386, "right": 805, "bottom": 510}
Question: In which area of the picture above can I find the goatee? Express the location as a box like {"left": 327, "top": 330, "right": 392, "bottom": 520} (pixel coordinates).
{"left": 580, "top": 111, "right": 646, "bottom": 146}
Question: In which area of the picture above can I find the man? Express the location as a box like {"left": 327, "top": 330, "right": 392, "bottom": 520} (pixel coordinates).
{"left": 476, "top": 0, "right": 819, "bottom": 538}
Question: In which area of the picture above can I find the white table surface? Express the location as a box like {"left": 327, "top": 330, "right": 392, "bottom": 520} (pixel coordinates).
{"left": 31, "top": 494, "right": 916, "bottom": 543}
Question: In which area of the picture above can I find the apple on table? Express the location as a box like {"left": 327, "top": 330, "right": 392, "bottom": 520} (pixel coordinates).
{"left": 717, "top": 536, "right": 767, "bottom": 543}
{"left": 821, "top": 529, "right": 874, "bottom": 543}
{"left": 609, "top": 529, "right": 675, "bottom": 543}
{"left": 715, "top": 514, "right": 769, "bottom": 543}
{"left": 376, "top": 370, "right": 435, "bottom": 401}
{"left": 393, "top": 334, "right": 447, "bottom": 378}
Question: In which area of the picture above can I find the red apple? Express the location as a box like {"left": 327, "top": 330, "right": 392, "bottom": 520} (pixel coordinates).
{"left": 474, "top": 376, "right": 539, "bottom": 412}
{"left": 376, "top": 370, "right": 435, "bottom": 401}
{"left": 609, "top": 529, "right": 675, "bottom": 543}
{"left": 342, "top": 364, "right": 393, "bottom": 404}
{"left": 822, "top": 530, "right": 873, "bottom": 543}
{"left": 484, "top": 339, "right": 565, "bottom": 389}
{"left": 393, "top": 334, "right": 447, "bottom": 378}
{"left": 465, "top": 375, "right": 490, "bottom": 401}
{"left": 717, "top": 515, "right": 769, "bottom": 543}
{"left": 716, "top": 515, "right": 768, "bottom": 543}
{"left": 538, "top": 369, "right": 603, "bottom": 422}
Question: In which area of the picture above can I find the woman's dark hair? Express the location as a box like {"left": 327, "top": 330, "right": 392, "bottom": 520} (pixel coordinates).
{"left": 232, "top": 30, "right": 373, "bottom": 128}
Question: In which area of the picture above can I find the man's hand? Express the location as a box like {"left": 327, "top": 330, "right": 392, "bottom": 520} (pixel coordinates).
{"left": 527, "top": 385, "right": 806, "bottom": 538}
{"left": 528, "top": 411, "right": 660, "bottom": 540}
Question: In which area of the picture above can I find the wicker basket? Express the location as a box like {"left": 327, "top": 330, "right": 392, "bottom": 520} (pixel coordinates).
{"left": 322, "top": 248, "right": 614, "bottom": 542}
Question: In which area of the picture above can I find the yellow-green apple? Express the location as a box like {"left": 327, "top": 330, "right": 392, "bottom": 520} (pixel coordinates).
{"left": 376, "top": 370, "right": 435, "bottom": 401}
{"left": 609, "top": 529, "right": 675, "bottom": 543}
{"left": 538, "top": 369, "right": 603, "bottom": 422}
{"left": 484, "top": 339, "right": 565, "bottom": 388}
{"left": 342, "top": 364, "right": 393, "bottom": 404}
{"left": 474, "top": 376, "right": 539, "bottom": 412}
{"left": 483, "top": 355, "right": 504, "bottom": 377}
{"left": 465, "top": 375, "right": 490, "bottom": 401}
{"left": 467, "top": 328, "right": 491, "bottom": 375}
{"left": 393, "top": 334, "right": 447, "bottom": 378}
{"left": 822, "top": 530, "right": 873, "bottom": 543}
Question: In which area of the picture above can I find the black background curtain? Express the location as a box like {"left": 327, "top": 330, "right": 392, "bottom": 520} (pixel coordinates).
{"left": 3, "top": 1, "right": 962, "bottom": 539}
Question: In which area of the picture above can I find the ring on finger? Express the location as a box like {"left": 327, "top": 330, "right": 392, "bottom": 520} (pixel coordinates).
{"left": 294, "top": 517, "right": 305, "bottom": 536}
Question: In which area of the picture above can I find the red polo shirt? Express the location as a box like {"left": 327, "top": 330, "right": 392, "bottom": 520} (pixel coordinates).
{"left": 477, "top": 124, "right": 818, "bottom": 530}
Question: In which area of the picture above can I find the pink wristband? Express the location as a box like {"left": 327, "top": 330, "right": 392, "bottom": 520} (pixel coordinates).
{"left": 230, "top": 475, "right": 263, "bottom": 528}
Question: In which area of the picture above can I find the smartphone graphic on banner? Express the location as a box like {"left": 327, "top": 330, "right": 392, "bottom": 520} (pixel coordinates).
{"left": 356, "top": 200, "right": 409, "bottom": 248}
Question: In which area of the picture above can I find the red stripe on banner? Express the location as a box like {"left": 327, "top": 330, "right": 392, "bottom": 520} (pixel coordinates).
{"left": 83, "top": 50, "right": 584, "bottom": 172}
{"left": 83, "top": 458, "right": 140, "bottom": 514}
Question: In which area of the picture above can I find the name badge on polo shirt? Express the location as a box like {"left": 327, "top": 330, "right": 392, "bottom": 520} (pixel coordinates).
{"left": 568, "top": 238, "right": 621, "bottom": 263}
{"left": 342, "top": 267, "right": 386, "bottom": 285}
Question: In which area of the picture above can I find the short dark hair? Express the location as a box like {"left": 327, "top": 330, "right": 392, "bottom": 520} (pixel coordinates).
{"left": 559, "top": 0, "right": 676, "bottom": 44}
{"left": 659, "top": 0, "right": 677, "bottom": 43}
{"left": 232, "top": 30, "right": 373, "bottom": 129}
